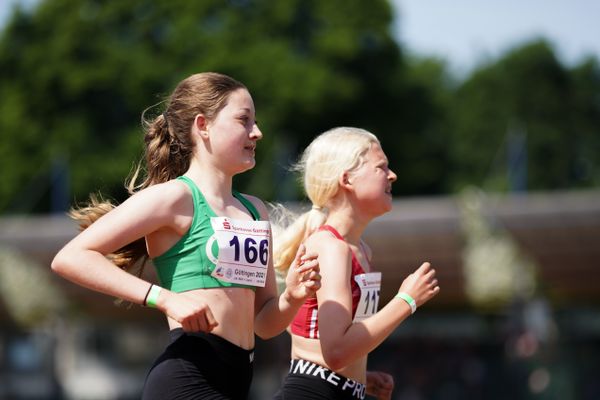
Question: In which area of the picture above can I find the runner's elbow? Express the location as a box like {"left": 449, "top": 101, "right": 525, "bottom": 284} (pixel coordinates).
{"left": 254, "top": 323, "right": 281, "bottom": 340}
{"left": 51, "top": 247, "right": 77, "bottom": 277}
{"left": 51, "top": 250, "right": 68, "bottom": 275}
{"left": 323, "top": 348, "right": 347, "bottom": 371}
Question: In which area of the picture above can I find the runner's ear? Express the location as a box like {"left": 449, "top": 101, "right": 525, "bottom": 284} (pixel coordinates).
{"left": 193, "top": 114, "right": 209, "bottom": 139}
{"left": 339, "top": 172, "right": 352, "bottom": 188}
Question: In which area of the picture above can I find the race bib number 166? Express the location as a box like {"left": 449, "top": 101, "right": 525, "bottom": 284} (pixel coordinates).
{"left": 209, "top": 217, "right": 271, "bottom": 287}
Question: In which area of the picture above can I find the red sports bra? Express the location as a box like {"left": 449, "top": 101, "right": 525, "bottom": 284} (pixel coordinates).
{"left": 290, "top": 225, "right": 379, "bottom": 339}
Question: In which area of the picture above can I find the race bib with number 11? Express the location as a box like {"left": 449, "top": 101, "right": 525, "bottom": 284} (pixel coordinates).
{"left": 353, "top": 272, "right": 382, "bottom": 322}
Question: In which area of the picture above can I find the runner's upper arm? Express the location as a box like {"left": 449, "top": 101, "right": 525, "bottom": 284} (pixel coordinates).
{"left": 65, "top": 181, "right": 191, "bottom": 255}
{"left": 307, "top": 233, "right": 354, "bottom": 339}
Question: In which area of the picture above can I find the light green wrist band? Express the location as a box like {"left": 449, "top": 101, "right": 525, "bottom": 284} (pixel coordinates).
{"left": 146, "top": 285, "right": 162, "bottom": 308}
{"left": 395, "top": 292, "right": 417, "bottom": 314}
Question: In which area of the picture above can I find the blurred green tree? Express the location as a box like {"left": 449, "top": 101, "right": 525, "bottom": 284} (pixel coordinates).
{"left": 0, "top": 0, "right": 450, "bottom": 213}
{"left": 2, "top": 3, "right": 598, "bottom": 215}
{"left": 448, "top": 40, "right": 600, "bottom": 192}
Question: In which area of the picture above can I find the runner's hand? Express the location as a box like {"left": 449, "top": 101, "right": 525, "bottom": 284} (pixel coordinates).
{"left": 157, "top": 290, "right": 218, "bottom": 332}
{"left": 398, "top": 262, "right": 440, "bottom": 307}
{"left": 285, "top": 244, "right": 321, "bottom": 301}
{"left": 366, "top": 370, "right": 394, "bottom": 400}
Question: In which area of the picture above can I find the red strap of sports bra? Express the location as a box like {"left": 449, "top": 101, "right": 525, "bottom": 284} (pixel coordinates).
{"left": 318, "top": 224, "right": 344, "bottom": 240}
{"left": 318, "top": 225, "right": 370, "bottom": 273}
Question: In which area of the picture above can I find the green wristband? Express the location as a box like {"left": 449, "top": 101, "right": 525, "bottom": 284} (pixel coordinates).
{"left": 395, "top": 292, "right": 417, "bottom": 314}
{"left": 146, "top": 285, "right": 162, "bottom": 308}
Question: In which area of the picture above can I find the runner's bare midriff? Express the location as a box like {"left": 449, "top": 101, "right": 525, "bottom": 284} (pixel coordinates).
{"left": 167, "top": 287, "right": 256, "bottom": 350}
{"left": 290, "top": 333, "right": 368, "bottom": 383}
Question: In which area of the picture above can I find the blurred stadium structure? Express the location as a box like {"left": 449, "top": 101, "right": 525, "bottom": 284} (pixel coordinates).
{"left": 1, "top": 189, "right": 599, "bottom": 399}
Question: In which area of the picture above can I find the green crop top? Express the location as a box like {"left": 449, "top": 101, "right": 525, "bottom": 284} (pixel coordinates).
{"left": 152, "top": 176, "right": 263, "bottom": 292}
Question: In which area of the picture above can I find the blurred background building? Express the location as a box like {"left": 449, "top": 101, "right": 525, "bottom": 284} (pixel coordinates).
{"left": 1, "top": 0, "right": 599, "bottom": 399}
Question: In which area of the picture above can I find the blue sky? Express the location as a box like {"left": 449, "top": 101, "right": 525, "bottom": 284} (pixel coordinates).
{"left": 392, "top": 0, "right": 600, "bottom": 74}
{"left": 2, "top": 0, "right": 599, "bottom": 75}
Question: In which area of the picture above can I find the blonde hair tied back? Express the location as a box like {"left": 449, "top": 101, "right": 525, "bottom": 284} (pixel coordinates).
{"left": 273, "top": 127, "right": 380, "bottom": 273}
